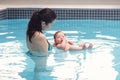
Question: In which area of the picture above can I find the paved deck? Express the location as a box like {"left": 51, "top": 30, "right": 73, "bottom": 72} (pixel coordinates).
{"left": 0, "top": 4, "right": 120, "bottom": 10}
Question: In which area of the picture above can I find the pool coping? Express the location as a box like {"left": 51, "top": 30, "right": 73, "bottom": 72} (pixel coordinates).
{"left": 1, "top": 4, "right": 120, "bottom": 9}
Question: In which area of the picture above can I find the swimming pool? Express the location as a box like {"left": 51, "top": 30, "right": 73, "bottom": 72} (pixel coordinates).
{"left": 0, "top": 19, "right": 120, "bottom": 80}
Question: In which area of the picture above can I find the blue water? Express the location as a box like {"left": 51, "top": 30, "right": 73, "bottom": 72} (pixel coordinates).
{"left": 0, "top": 19, "right": 120, "bottom": 80}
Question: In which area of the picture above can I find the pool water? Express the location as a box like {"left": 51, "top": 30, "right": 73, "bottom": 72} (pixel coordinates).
{"left": 0, "top": 19, "right": 120, "bottom": 80}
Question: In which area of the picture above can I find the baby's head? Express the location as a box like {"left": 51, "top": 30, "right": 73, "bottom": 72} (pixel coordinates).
{"left": 54, "top": 31, "right": 66, "bottom": 44}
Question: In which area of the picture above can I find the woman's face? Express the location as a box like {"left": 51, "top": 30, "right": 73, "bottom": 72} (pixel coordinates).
{"left": 54, "top": 32, "right": 65, "bottom": 44}
{"left": 42, "top": 20, "right": 56, "bottom": 30}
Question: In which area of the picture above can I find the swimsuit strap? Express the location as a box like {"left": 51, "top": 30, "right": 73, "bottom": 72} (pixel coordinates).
{"left": 47, "top": 40, "right": 52, "bottom": 51}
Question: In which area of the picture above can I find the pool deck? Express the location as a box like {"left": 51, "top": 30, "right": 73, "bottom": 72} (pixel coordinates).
{"left": 0, "top": 5, "right": 120, "bottom": 10}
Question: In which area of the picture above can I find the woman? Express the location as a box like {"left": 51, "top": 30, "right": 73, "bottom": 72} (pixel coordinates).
{"left": 26, "top": 8, "right": 56, "bottom": 56}
{"left": 26, "top": 8, "right": 56, "bottom": 77}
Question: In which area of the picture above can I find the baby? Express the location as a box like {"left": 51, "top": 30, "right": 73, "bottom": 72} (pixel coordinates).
{"left": 53, "top": 31, "right": 93, "bottom": 51}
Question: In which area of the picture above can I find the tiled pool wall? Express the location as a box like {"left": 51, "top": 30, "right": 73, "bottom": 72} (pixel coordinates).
{"left": 0, "top": 9, "right": 8, "bottom": 20}
{"left": 0, "top": 8, "right": 120, "bottom": 20}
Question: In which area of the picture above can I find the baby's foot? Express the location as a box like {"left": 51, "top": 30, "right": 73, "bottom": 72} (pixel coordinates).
{"left": 85, "top": 43, "right": 93, "bottom": 49}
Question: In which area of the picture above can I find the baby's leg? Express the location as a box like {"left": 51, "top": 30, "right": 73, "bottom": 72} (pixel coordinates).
{"left": 79, "top": 43, "right": 85, "bottom": 48}
{"left": 69, "top": 45, "right": 84, "bottom": 50}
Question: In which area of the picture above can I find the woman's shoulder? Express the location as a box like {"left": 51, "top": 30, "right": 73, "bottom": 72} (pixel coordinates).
{"left": 33, "top": 31, "right": 46, "bottom": 40}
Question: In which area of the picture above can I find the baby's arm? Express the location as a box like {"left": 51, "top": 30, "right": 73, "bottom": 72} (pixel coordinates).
{"left": 68, "top": 41, "right": 74, "bottom": 45}
{"left": 60, "top": 36, "right": 67, "bottom": 48}
{"left": 56, "top": 43, "right": 70, "bottom": 51}
{"left": 56, "top": 38, "right": 68, "bottom": 49}
{"left": 56, "top": 44, "right": 63, "bottom": 48}
{"left": 57, "top": 43, "right": 66, "bottom": 49}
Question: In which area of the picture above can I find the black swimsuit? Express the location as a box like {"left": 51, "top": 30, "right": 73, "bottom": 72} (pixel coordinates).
{"left": 47, "top": 40, "right": 52, "bottom": 51}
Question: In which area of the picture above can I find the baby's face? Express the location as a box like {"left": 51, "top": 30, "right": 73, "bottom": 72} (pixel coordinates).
{"left": 54, "top": 32, "right": 65, "bottom": 44}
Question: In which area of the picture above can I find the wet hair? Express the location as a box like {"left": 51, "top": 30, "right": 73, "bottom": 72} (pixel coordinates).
{"left": 26, "top": 8, "right": 57, "bottom": 42}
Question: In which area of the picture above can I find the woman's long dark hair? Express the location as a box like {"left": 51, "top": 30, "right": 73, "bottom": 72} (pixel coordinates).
{"left": 26, "top": 8, "right": 57, "bottom": 42}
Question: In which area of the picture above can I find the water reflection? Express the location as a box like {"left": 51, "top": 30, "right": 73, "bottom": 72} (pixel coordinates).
{"left": 1, "top": 19, "right": 120, "bottom": 80}
{"left": 0, "top": 41, "right": 26, "bottom": 80}
{"left": 112, "top": 46, "right": 120, "bottom": 80}
{"left": 77, "top": 39, "right": 119, "bottom": 80}
{"left": 0, "top": 38, "right": 120, "bottom": 80}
